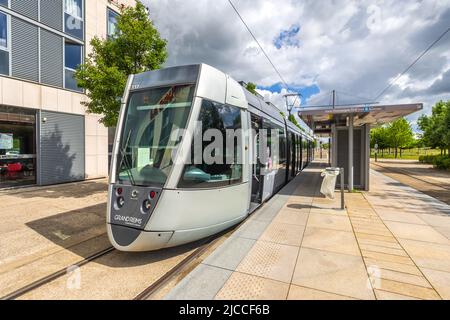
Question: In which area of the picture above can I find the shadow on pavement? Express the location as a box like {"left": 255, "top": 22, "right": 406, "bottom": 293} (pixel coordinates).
{"left": 10, "top": 180, "right": 107, "bottom": 199}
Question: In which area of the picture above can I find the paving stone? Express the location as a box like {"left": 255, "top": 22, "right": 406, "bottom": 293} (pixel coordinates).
{"left": 374, "top": 289, "right": 419, "bottom": 300}
{"left": 371, "top": 278, "right": 440, "bottom": 300}
{"left": 232, "top": 219, "right": 269, "bottom": 240}
{"left": 302, "top": 227, "right": 360, "bottom": 256}
{"left": 435, "top": 226, "right": 450, "bottom": 240}
{"left": 236, "top": 240, "right": 299, "bottom": 283}
{"left": 355, "top": 232, "right": 398, "bottom": 243}
{"left": 203, "top": 237, "right": 256, "bottom": 271}
{"left": 364, "top": 258, "right": 422, "bottom": 276}
{"left": 357, "top": 238, "right": 403, "bottom": 249}
{"left": 307, "top": 213, "right": 353, "bottom": 232}
{"left": 377, "top": 211, "right": 427, "bottom": 225}
{"left": 287, "top": 285, "right": 356, "bottom": 300}
{"left": 215, "top": 272, "right": 289, "bottom": 300}
{"left": 292, "top": 248, "right": 375, "bottom": 300}
{"left": 373, "top": 268, "right": 432, "bottom": 288}
{"left": 361, "top": 250, "right": 415, "bottom": 265}
{"left": 259, "top": 222, "right": 305, "bottom": 246}
{"left": 385, "top": 221, "right": 450, "bottom": 244}
{"left": 272, "top": 209, "right": 309, "bottom": 226}
{"left": 164, "top": 264, "right": 232, "bottom": 300}
{"left": 398, "top": 239, "right": 450, "bottom": 272}
{"left": 358, "top": 243, "right": 409, "bottom": 257}
{"left": 418, "top": 214, "right": 450, "bottom": 228}
{"left": 420, "top": 268, "right": 450, "bottom": 300}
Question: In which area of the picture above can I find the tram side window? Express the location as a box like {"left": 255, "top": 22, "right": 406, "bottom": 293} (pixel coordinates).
{"left": 278, "top": 126, "right": 287, "bottom": 169}
{"left": 178, "top": 99, "right": 243, "bottom": 188}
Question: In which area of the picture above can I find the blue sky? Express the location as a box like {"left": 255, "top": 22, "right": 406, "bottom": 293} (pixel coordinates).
{"left": 273, "top": 25, "right": 301, "bottom": 49}
{"left": 257, "top": 82, "right": 321, "bottom": 106}
{"left": 148, "top": 0, "right": 450, "bottom": 133}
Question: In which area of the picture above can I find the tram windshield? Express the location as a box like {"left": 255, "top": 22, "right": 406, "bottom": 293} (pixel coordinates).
{"left": 116, "top": 84, "right": 195, "bottom": 186}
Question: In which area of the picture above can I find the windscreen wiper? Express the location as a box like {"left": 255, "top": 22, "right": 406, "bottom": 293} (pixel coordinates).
{"left": 118, "top": 129, "right": 136, "bottom": 185}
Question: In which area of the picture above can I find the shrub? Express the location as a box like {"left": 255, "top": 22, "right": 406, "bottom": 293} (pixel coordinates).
{"left": 418, "top": 155, "right": 450, "bottom": 170}
{"left": 433, "top": 156, "right": 450, "bottom": 170}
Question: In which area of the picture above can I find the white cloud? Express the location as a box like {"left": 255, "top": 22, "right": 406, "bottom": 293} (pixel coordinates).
{"left": 144, "top": 0, "right": 450, "bottom": 131}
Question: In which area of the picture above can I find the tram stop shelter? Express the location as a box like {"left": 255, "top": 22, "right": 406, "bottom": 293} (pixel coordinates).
{"left": 298, "top": 103, "right": 423, "bottom": 191}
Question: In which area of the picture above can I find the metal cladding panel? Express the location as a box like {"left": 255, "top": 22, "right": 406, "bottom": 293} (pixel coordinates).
{"left": 243, "top": 88, "right": 262, "bottom": 109}
{"left": 196, "top": 64, "right": 226, "bottom": 103}
{"left": 132, "top": 64, "right": 200, "bottom": 90}
{"left": 226, "top": 76, "right": 247, "bottom": 108}
{"left": 39, "top": 111, "right": 85, "bottom": 185}
{"left": 11, "top": 0, "right": 39, "bottom": 20}
{"left": 336, "top": 128, "right": 362, "bottom": 187}
{"left": 40, "top": 0, "right": 63, "bottom": 31}
{"left": 40, "top": 29, "right": 63, "bottom": 87}
{"left": 11, "top": 17, "right": 39, "bottom": 82}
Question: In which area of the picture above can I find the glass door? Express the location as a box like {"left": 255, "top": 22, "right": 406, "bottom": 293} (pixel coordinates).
{"left": 0, "top": 106, "right": 37, "bottom": 188}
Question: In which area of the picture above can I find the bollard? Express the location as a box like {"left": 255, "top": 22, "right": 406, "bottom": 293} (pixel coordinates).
{"left": 340, "top": 167, "right": 345, "bottom": 210}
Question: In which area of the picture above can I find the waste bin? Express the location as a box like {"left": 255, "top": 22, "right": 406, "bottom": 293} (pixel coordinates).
{"left": 320, "top": 167, "right": 341, "bottom": 199}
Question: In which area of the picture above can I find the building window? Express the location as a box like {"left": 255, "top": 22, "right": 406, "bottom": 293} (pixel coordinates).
{"left": 178, "top": 99, "right": 243, "bottom": 189}
{"left": 64, "top": 41, "right": 82, "bottom": 91}
{"left": 0, "top": 105, "right": 37, "bottom": 189}
{"left": 0, "top": 11, "right": 8, "bottom": 75}
{"left": 64, "top": 0, "right": 83, "bottom": 40}
{"left": 107, "top": 8, "right": 119, "bottom": 38}
{"left": 0, "top": 0, "right": 8, "bottom": 8}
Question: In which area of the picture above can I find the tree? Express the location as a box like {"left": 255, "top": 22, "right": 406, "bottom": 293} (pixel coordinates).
{"left": 370, "top": 126, "right": 389, "bottom": 156}
{"left": 386, "top": 118, "right": 414, "bottom": 158}
{"left": 246, "top": 82, "right": 257, "bottom": 95}
{"left": 75, "top": 1, "right": 167, "bottom": 127}
{"left": 288, "top": 114, "right": 305, "bottom": 132}
{"left": 418, "top": 100, "right": 450, "bottom": 155}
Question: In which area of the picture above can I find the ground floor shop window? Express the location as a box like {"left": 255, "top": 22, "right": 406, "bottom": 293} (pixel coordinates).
{"left": 0, "top": 106, "right": 36, "bottom": 188}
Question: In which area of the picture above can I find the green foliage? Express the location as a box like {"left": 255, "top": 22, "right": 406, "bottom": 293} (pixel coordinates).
{"left": 246, "top": 82, "right": 257, "bottom": 95}
{"left": 387, "top": 118, "right": 414, "bottom": 157}
{"left": 418, "top": 100, "right": 450, "bottom": 154}
{"left": 75, "top": 1, "right": 167, "bottom": 127}
{"left": 419, "top": 155, "right": 450, "bottom": 170}
{"left": 288, "top": 114, "right": 305, "bottom": 132}
{"left": 370, "top": 117, "right": 414, "bottom": 158}
{"left": 370, "top": 126, "right": 389, "bottom": 149}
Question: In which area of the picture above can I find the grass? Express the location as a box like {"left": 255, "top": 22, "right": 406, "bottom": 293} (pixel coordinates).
{"left": 370, "top": 148, "right": 443, "bottom": 160}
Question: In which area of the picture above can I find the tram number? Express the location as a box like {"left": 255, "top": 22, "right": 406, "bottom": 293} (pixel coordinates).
{"left": 223, "top": 304, "right": 270, "bottom": 317}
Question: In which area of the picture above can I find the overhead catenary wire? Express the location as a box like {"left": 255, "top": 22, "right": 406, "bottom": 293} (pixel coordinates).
{"left": 227, "top": 0, "right": 290, "bottom": 90}
{"left": 373, "top": 26, "right": 450, "bottom": 101}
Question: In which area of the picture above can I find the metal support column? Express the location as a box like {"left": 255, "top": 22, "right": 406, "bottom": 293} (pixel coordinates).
{"left": 348, "top": 114, "right": 354, "bottom": 192}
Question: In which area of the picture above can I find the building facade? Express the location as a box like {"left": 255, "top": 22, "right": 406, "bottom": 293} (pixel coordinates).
{"left": 0, "top": 0, "right": 135, "bottom": 188}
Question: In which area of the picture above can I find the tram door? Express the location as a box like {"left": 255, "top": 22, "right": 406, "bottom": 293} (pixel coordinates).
{"left": 250, "top": 113, "right": 262, "bottom": 209}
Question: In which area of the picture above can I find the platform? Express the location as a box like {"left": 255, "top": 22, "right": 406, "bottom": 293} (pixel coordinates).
{"left": 165, "top": 162, "right": 450, "bottom": 300}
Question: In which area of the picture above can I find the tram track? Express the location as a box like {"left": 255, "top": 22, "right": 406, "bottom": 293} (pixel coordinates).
{"left": 371, "top": 162, "right": 450, "bottom": 191}
{"left": 2, "top": 218, "right": 247, "bottom": 300}
{"left": 371, "top": 162, "right": 450, "bottom": 205}
{"left": 1, "top": 246, "right": 115, "bottom": 300}
{"left": 134, "top": 217, "right": 250, "bottom": 300}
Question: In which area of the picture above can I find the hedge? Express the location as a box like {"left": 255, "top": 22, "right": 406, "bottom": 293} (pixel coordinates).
{"left": 419, "top": 155, "right": 450, "bottom": 170}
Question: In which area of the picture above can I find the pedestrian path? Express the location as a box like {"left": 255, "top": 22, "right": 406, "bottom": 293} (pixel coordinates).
{"left": 164, "top": 163, "right": 450, "bottom": 300}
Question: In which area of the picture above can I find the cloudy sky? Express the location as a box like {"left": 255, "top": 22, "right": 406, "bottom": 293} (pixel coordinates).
{"left": 144, "top": 0, "right": 450, "bottom": 131}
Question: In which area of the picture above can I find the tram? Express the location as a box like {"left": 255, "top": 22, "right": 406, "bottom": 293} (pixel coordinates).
{"left": 108, "top": 64, "right": 314, "bottom": 251}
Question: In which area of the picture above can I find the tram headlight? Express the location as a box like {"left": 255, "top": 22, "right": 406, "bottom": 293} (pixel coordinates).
{"left": 117, "top": 196, "right": 125, "bottom": 208}
{"left": 142, "top": 199, "right": 151, "bottom": 212}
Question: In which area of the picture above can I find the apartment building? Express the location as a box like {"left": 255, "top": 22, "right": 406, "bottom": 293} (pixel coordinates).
{"left": 0, "top": 0, "right": 136, "bottom": 188}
